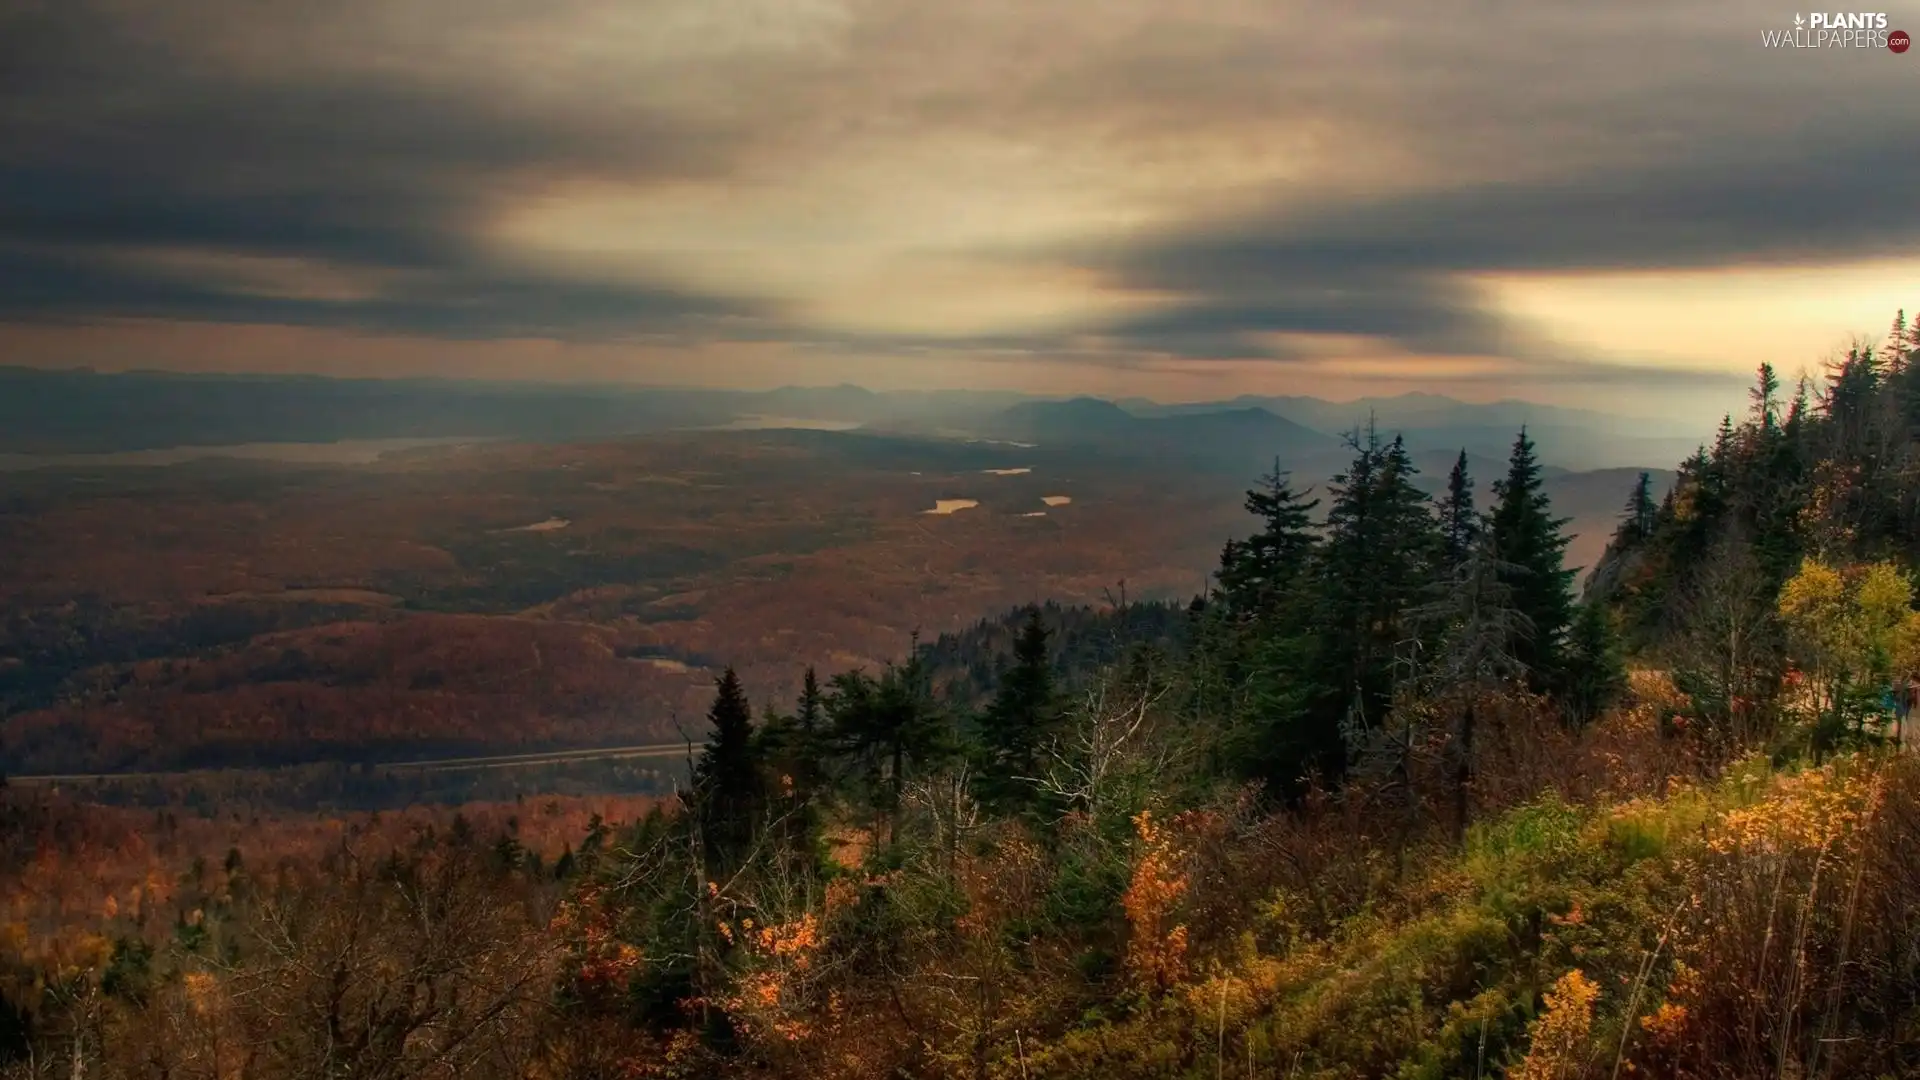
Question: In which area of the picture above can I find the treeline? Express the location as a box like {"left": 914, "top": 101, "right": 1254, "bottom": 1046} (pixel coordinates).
{"left": 1188, "top": 424, "right": 1624, "bottom": 804}
{"left": 918, "top": 599, "right": 1191, "bottom": 710}
{"left": 0, "top": 598, "right": 376, "bottom": 720}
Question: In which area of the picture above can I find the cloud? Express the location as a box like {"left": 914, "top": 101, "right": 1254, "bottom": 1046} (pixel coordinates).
{"left": 1073, "top": 129, "right": 1920, "bottom": 363}
{"left": 0, "top": 0, "right": 1913, "bottom": 399}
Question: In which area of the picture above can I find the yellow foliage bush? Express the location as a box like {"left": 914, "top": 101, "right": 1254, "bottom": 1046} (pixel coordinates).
{"left": 1510, "top": 969, "right": 1599, "bottom": 1080}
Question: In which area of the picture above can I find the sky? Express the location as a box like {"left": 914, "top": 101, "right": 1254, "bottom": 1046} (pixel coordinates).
{"left": 2, "top": 0, "right": 1916, "bottom": 424}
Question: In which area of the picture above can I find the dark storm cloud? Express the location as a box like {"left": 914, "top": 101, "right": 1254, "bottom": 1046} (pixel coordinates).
{"left": 0, "top": 0, "right": 757, "bottom": 333}
{"left": 1085, "top": 131, "right": 1920, "bottom": 361}
{"left": 0, "top": 0, "right": 1913, "bottom": 381}
{"left": 0, "top": 244, "right": 771, "bottom": 340}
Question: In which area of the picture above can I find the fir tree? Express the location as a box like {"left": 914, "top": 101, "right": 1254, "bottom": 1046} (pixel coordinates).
{"left": 1309, "top": 425, "right": 1442, "bottom": 779}
{"left": 492, "top": 832, "right": 525, "bottom": 873}
{"left": 1217, "top": 461, "right": 1319, "bottom": 621}
{"left": 1620, "top": 471, "right": 1657, "bottom": 542}
{"left": 757, "top": 666, "right": 828, "bottom": 803}
{"left": 1487, "top": 427, "right": 1576, "bottom": 693}
{"left": 692, "top": 667, "right": 762, "bottom": 873}
{"left": 792, "top": 666, "right": 826, "bottom": 794}
{"left": 1559, "top": 601, "right": 1627, "bottom": 727}
{"left": 1207, "top": 463, "right": 1327, "bottom": 793}
{"left": 974, "top": 606, "right": 1063, "bottom": 814}
{"left": 1410, "top": 529, "right": 1531, "bottom": 841}
{"left": 1883, "top": 310, "right": 1910, "bottom": 369}
{"left": 1438, "top": 449, "right": 1478, "bottom": 569}
{"left": 1750, "top": 362, "right": 1782, "bottom": 434}
{"left": 827, "top": 645, "right": 952, "bottom": 845}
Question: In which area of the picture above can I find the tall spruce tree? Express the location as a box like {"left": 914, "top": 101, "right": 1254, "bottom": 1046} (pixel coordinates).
{"left": 1560, "top": 601, "right": 1627, "bottom": 726}
{"left": 758, "top": 667, "right": 827, "bottom": 802}
{"left": 1620, "top": 471, "right": 1657, "bottom": 543}
{"left": 1309, "top": 425, "right": 1442, "bottom": 780}
{"left": 1751, "top": 362, "right": 1782, "bottom": 434}
{"left": 794, "top": 666, "right": 825, "bottom": 781}
{"left": 751, "top": 669, "right": 833, "bottom": 873}
{"left": 974, "top": 606, "right": 1063, "bottom": 814}
{"left": 827, "top": 646, "right": 952, "bottom": 845}
{"left": 1487, "top": 427, "right": 1576, "bottom": 693}
{"left": 1217, "top": 461, "right": 1319, "bottom": 622}
{"left": 1410, "top": 529, "right": 1531, "bottom": 841}
{"left": 692, "top": 668, "right": 763, "bottom": 874}
{"left": 1206, "top": 461, "right": 1326, "bottom": 790}
{"left": 1438, "top": 449, "right": 1478, "bottom": 569}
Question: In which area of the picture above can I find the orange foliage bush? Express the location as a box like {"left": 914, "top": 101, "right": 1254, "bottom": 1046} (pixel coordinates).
{"left": 1122, "top": 811, "right": 1193, "bottom": 994}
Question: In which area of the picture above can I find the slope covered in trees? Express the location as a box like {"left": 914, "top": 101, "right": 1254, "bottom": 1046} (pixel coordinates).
{"left": 1588, "top": 314, "right": 1920, "bottom": 759}
{"left": 7, "top": 312, "right": 1920, "bottom": 1079}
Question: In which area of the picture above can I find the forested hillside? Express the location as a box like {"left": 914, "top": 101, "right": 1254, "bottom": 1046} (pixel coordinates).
{"left": 918, "top": 600, "right": 1191, "bottom": 710}
{"left": 1588, "top": 318, "right": 1920, "bottom": 760}
{"left": 5, "top": 314, "right": 1920, "bottom": 1079}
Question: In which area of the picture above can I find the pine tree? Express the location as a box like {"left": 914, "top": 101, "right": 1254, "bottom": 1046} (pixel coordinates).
{"left": 1707, "top": 414, "right": 1738, "bottom": 501}
{"left": 793, "top": 666, "right": 826, "bottom": 792}
{"left": 1786, "top": 377, "right": 1812, "bottom": 443}
{"left": 692, "top": 667, "right": 762, "bottom": 873}
{"left": 1310, "top": 425, "right": 1442, "bottom": 778}
{"left": 1559, "top": 601, "right": 1627, "bottom": 727}
{"left": 758, "top": 666, "right": 828, "bottom": 804}
{"left": 1438, "top": 449, "right": 1478, "bottom": 569}
{"left": 827, "top": 646, "right": 952, "bottom": 845}
{"left": 750, "top": 667, "right": 833, "bottom": 881}
{"left": 1217, "top": 461, "right": 1319, "bottom": 621}
{"left": 1410, "top": 529, "right": 1531, "bottom": 840}
{"left": 1621, "top": 471, "right": 1657, "bottom": 542}
{"left": 1487, "top": 427, "right": 1576, "bottom": 694}
{"left": 974, "top": 606, "right": 1063, "bottom": 814}
{"left": 1750, "top": 362, "right": 1782, "bottom": 434}
{"left": 1884, "top": 310, "right": 1910, "bottom": 369}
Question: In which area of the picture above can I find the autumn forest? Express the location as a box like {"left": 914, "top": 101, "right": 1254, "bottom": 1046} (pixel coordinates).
{"left": 6, "top": 314, "right": 1920, "bottom": 1078}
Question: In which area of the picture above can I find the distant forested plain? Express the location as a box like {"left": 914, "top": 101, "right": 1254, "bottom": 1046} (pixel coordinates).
{"left": 0, "top": 412, "right": 1666, "bottom": 787}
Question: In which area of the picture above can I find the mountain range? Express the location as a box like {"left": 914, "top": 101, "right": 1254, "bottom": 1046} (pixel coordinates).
{"left": 0, "top": 367, "right": 1711, "bottom": 471}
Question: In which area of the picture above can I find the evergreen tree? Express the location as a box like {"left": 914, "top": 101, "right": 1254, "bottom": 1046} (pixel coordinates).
{"left": 1750, "top": 362, "right": 1782, "bottom": 434}
{"left": 1883, "top": 309, "right": 1911, "bottom": 369}
{"left": 1217, "top": 461, "right": 1319, "bottom": 621}
{"left": 973, "top": 606, "right": 1063, "bottom": 814}
{"left": 1559, "top": 601, "right": 1628, "bottom": 727}
{"left": 750, "top": 668, "right": 834, "bottom": 883}
{"left": 1206, "top": 464, "right": 1327, "bottom": 793}
{"left": 1487, "top": 427, "right": 1576, "bottom": 694}
{"left": 581, "top": 813, "right": 609, "bottom": 870}
{"left": 757, "top": 666, "right": 828, "bottom": 803}
{"left": 1409, "top": 529, "right": 1531, "bottom": 841}
{"left": 1308, "top": 425, "right": 1442, "bottom": 781}
{"left": 793, "top": 667, "right": 826, "bottom": 793}
{"left": 692, "top": 667, "right": 762, "bottom": 874}
{"left": 827, "top": 646, "right": 953, "bottom": 846}
{"left": 492, "top": 832, "right": 525, "bottom": 873}
{"left": 1438, "top": 449, "right": 1478, "bottom": 570}
{"left": 1620, "top": 471, "right": 1657, "bottom": 543}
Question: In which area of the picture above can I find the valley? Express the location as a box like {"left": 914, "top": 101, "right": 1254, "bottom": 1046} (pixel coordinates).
{"left": 0, "top": 417, "right": 1667, "bottom": 784}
